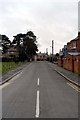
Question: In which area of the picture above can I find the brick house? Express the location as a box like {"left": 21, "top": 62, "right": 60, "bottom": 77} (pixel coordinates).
{"left": 36, "top": 52, "right": 48, "bottom": 61}
{"left": 66, "top": 33, "right": 80, "bottom": 73}
{"left": 5, "top": 47, "right": 19, "bottom": 61}
{"left": 7, "top": 47, "right": 18, "bottom": 57}
{"left": 58, "top": 32, "right": 80, "bottom": 74}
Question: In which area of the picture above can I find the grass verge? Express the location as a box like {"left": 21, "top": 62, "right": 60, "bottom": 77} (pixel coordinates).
{"left": 0, "top": 62, "right": 2, "bottom": 74}
{"left": 0, "top": 61, "right": 27, "bottom": 75}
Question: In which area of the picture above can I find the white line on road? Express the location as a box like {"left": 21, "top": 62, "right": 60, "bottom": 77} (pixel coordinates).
{"left": 0, "top": 82, "right": 10, "bottom": 90}
{"left": 10, "top": 72, "right": 22, "bottom": 82}
{"left": 37, "top": 78, "right": 39, "bottom": 86}
{"left": 35, "top": 90, "right": 40, "bottom": 118}
{"left": 67, "top": 82, "right": 80, "bottom": 92}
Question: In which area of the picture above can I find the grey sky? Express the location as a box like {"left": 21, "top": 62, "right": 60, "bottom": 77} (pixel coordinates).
{"left": 78, "top": 1, "right": 80, "bottom": 31}
{"left": 0, "top": 0, "right": 79, "bottom": 53}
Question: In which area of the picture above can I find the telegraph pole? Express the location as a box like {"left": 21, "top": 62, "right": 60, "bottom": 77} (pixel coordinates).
{"left": 46, "top": 48, "right": 48, "bottom": 55}
{"left": 52, "top": 40, "right": 54, "bottom": 63}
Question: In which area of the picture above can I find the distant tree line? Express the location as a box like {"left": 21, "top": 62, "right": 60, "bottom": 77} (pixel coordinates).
{"left": 0, "top": 31, "right": 38, "bottom": 62}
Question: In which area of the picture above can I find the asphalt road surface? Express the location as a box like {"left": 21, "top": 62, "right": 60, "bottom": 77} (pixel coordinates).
{"left": 2, "top": 61, "right": 78, "bottom": 118}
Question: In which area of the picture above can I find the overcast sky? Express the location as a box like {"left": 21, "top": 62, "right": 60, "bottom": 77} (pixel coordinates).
{"left": 0, "top": 0, "right": 79, "bottom": 54}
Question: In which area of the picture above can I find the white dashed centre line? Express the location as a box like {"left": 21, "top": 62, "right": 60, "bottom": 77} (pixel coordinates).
{"left": 35, "top": 90, "right": 39, "bottom": 118}
{"left": 37, "top": 78, "right": 39, "bottom": 86}
{"left": 35, "top": 78, "right": 40, "bottom": 118}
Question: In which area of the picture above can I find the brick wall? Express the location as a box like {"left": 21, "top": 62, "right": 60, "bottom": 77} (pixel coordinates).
{"left": 58, "top": 57, "right": 63, "bottom": 67}
{"left": 74, "top": 55, "right": 80, "bottom": 74}
{"left": 63, "top": 55, "right": 80, "bottom": 74}
{"left": 77, "top": 39, "right": 80, "bottom": 50}
{"left": 63, "top": 55, "right": 73, "bottom": 71}
{"left": 58, "top": 32, "right": 80, "bottom": 74}
{"left": 78, "top": 55, "right": 80, "bottom": 74}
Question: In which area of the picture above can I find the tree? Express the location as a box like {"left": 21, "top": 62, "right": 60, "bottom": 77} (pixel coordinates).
{"left": 0, "top": 34, "right": 2, "bottom": 48}
{"left": 12, "top": 31, "right": 38, "bottom": 61}
{"left": 55, "top": 53, "right": 59, "bottom": 57}
{"left": 23, "top": 31, "right": 38, "bottom": 57}
{"left": 12, "top": 33, "right": 25, "bottom": 61}
{"left": 1, "top": 35, "right": 11, "bottom": 53}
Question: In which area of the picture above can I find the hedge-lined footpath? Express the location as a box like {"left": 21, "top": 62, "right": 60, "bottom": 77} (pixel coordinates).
{"left": 0, "top": 61, "right": 27, "bottom": 75}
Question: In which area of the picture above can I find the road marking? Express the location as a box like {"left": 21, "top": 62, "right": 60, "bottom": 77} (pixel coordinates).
{"left": 0, "top": 71, "right": 22, "bottom": 86}
{"left": 38, "top": 78, "right": 39, "bottom": 86}
{"left": 0, "top": 82, "right": 10, "bottom": 90}
{"left": 35, "top": 90, "right": 39, "bottom": 118}
{"left": 9, "top": 72, "right": 22, "bottom": 82}
{"left": 67, "top": 82, "right": 80, "bottom": 92}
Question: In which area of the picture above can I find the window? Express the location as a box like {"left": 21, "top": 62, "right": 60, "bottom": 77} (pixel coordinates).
{"left": 72, "top": 41, "right": 76, "bottom": 49}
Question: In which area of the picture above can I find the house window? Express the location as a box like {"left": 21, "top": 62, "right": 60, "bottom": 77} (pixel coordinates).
{"left": 72, "top": 41, "right": 76, "bottom": 49}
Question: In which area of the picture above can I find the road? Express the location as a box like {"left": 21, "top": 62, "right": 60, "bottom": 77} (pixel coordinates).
{"left": 2, "top": 61, "right": 78, "bottom": 118}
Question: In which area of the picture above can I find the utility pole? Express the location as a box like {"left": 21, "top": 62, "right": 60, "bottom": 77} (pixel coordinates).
{"left": 46, "top": 48, "right": 48, "bottom": 55}
{"left": 52, "top": 40, "right": 54, "bottom": 63}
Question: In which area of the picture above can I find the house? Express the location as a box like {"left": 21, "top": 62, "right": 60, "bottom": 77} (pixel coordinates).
{"left": 58, "top": 32, "right": 80, "bottom": 74}
{"left": 1, "top": 47, "right": 19, "bottom": 62}
{"left": 36, "top": 52, "right": 48, "bottom": 61}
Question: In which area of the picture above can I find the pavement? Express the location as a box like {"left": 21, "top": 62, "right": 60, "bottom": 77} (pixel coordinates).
{"left": 0, "top": 62, "right": 30, "bottom": 85}
{"left": 48, "top": 62, "right": 80, "bottom": 86}
{"left": 1, "top": 61, "right": 78, "bottom": 118}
